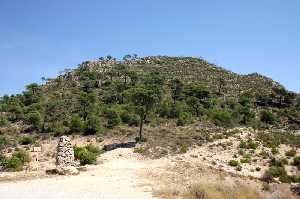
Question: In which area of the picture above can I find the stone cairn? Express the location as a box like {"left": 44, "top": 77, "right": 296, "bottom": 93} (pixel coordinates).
{"left": 56, "top": 136, "right": 78, "bottom": 175}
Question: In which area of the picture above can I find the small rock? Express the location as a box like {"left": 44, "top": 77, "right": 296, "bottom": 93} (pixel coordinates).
{"left": 56, "top": 166, "right": 79, "bottom": 175}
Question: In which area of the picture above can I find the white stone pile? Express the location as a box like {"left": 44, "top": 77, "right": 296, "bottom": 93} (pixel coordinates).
{"left": 56, "top": 136, "right": 78, "bottom": 175}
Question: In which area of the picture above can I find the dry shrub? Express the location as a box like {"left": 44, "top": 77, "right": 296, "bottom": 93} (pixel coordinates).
{"left": 185, "top": 181, "right": 265, "bottom": 199}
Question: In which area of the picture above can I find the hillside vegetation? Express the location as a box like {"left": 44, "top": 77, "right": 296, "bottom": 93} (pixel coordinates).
{"left": 0, "top": 55, "right": 300, "bottom": 186}
{"left": 0, "top": 55, "right": 299, "bottom": 136}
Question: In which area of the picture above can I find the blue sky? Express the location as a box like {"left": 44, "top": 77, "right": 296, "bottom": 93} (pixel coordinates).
{"left": 0, "top": 0, "right": 299, "bottom": 96}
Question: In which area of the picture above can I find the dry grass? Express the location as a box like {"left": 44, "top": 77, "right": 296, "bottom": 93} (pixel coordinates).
{"left": 184, "top": 181, "right": 265, "bottom": 199}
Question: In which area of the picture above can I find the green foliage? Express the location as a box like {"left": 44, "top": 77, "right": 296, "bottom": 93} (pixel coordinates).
{"left": 239, "top": 139, "right": 258, "bottom": 149}
{"left": 120, "top": 111, "right": 139, "bottom": 126}
{"left": 70, "top": 115, "right": 84, "bottom": 133}
{"left": 177, "top": 112, "right": 192, "bottom": 126}
{"left": 268, "top": 166, "right": 286, "bottom": 178}
{"left": 210, "top": 109, "right": 233, "bottom": 127}
{"left": 256, "top": 131, "right": 300, "bottom": 148}
{"left": 19, "top": 135, "right": 34, "bottom": 145}
{"left": 228, "top": 160, "right": 239, "bottom": 167}
{"left": 84, "top": 114, "right": 101, "bottom": 135}
{"left": 25, "top": 111, "right": 42, "bottom": 129}
{"left": 5, "top": 156, "right": 23, "bottom": 171}
{"left": 4, "top": 150, "right": 30, "bottom": 171}
{"left": 0, "top": 135, "right": 9, "bottom": 150}
{"left": 186, "top": 96, "right": 204, "bottom": 117}
{"left": 0, "top": 116, "right": 8, "bottom": 127}
{"left": 240, "top": 155, "right": 251, "bottom": 164}
{"left": 104, "top": 108, "right": 121, "bottom": 128}
{"left": 260, "top": 111, "right": 276, "bottom": 124}
{"left": 285, "top": 149, "right": 296, "bottom": 157}
{"left": 293, "top": 156, "right": 300, "bottom": 168}
{"left": 179, "top": 143, "right": 188, "bottom": 154}
{"left": 85, "top": 144, "right": 102, "bottom": 155}
{"left": 74, "top": 145, "right": 97, "bottom": 165}
{"left": 52, "top": 122, "right": 66, "bottom": 137}
{"left": 125, "top": 84, "right": 162, "bottom": 141}
{"left": 170, "top": 78, "right": 183, "bottom": 103}
{"left": 12, "top": 150, "right": 31, "bottom": 163}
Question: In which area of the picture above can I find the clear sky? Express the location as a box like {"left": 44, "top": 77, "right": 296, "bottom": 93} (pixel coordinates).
{"left": 0, "top": 0, "right": 299, "bottom": 96}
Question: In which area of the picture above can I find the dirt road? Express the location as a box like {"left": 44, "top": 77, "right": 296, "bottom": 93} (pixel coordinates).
{"left": 0, "top": 149, "right": 158, "bottom": 199}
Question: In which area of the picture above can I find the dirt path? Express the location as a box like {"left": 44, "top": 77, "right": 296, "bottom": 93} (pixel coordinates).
{"left": 0, "top": 149, "right": 159, "bottom": 199}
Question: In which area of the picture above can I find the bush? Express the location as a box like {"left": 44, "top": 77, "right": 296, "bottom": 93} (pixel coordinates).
{"left": 293, "top": 156, "right": 300, "bottom": 168}
{"left": 228, "top": 160, "right": 239, "bottom": 167}
{"left": 74, "top": 145, "right": 98, "bottom": 165}
{"left": 52, "top": 123, "right": 66, "bottom": 137}
{"left": 240, "top": 155, "right": 251, "bottom": 164}
{"left": 85, "top": 114, "right": 101, "bottom": 135}
{"left": 0, "top": 135, "right": 9, "bottom": 150}
{"left": 120, "top": 111, "right": 139, "bottom": 126}
{"left": 260, "top": 111, "right": 276, "bottom": 124}
{"left": 271, "top": 147, "right": 279, "bottom": 155}
{"left": 5, "top": 156, "right": 23, "bottom": 171}
{"left": 239, "top": 139, "right": 258, "bottom": 149}
{"left": 25, "top": 111, "right": 42, "bottom": 128}
{"left": 210, "top": 109, "right": 233, "bottom": 127}
{"left": 85, "top": 144, "right": 101, "bottom": 155}
{"left": 70, "top": 115, "right": 84, "bottom": 133}
{"left": 19, "top": 135, "right": 34, "bottom": 145}
{"left": 285, "top": 149, "right": 296, "bottom": 157}
{"left": 177, "top": 112, "right": 192, "bottom": 126}
{"left": 268, "top": 166, "right": 287, "bottom": 178}
{"left": 0, "top": 116, "right": 8, "bottom": 127}
{"left": 179, "top": 143, "right": 188, "bottom": 154}
{"left": 104, "top": 109, "right": 120, "bottom": 128}
{"left": 12, "top": 150, "right": 31, "bottom": 163}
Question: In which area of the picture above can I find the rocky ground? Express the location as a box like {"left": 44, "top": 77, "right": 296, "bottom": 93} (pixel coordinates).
{"left": 0, "top": 129, "right": 299, "bottom": 199}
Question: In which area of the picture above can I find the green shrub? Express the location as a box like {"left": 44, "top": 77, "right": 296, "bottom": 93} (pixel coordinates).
{"left": 285, "top": 149, "right": 296, "bottom": 157}
{"left": 0, "top": 135, "right": 9, "bottom": 150}
{"left": 293, "top": 156, "right": 300, "bottom": 168}
{"left": 239, "top": 139, "right": 258, "bottom": 149}
{"left": 268, "top": 166, "right": 287, "bottom": 178}
{"left": 133, "top": 147, "right": 145, "bottom": 154}
{"left": 25, "top": 111, "right": 42, "bottom": 128}
{"left": 104, "top": 109, "right": 120, "bottom": 128}
{"left": 279, "top": 174, "right": 292, "bottom": 183}
{"left": 240, "top": 155, "right": 251, "bottom": 164}
{"left": 290, "top": 175, "right": 300, "bottom": 183}
{"left": 120, "top": 111, "right": 139, "bottom": 126}
{"left": 70, "top": 115, "right": 84, "bottom": 133}
{"left": 228, "top": 160, "right": 239, "bottom": 167}
{"left": 270, "top": 158, "right": 285, "bottom": 167}
{"left": 85, "top": 114, "right": 101, "bottom": 135}
{"left": 74, "top": 145, "right": 98, "bottom": 165}
{"left": 260, "top": 111, "right": 276, "bottom": 124}
{"left": 210, "top": 109, "right": 233, "bottom": 127}
{"left": 12, "top": 150, "right": 31, "bottom": 163}
{"left": 0, "top": 116, "right": 8, "bottom": 127}
{"left": 85, "top": 144, "right": 101, "bottom": 155}
{"left": 271, "top": 147, "right": 279, "bottom": 155}
{"left": 179, "top": 143, "right": 188, "bottom": 154}
{"left": 176, "top": 112, "right": 192, "bottom": 126}
{"left": 76, "top": 148, "right": 96, "bottom": 165}
{"left": 6, "top": 156, "right": 23, "bottom": 171}
{"left": 19, "top": 135, "right": 34, "bottom": 145}
{"left": 53, "top": 124, "right": 66, "bottom": 137}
